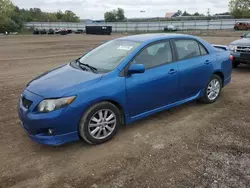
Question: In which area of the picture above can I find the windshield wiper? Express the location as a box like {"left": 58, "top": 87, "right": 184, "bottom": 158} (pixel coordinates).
{"left": 75, "top": 59, "right": 97, "bottom": 73}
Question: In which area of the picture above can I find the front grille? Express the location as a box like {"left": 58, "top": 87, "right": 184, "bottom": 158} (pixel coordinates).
{"left": 236, "top": 46, "right": 250, "bottom": 53}
{"left": 22, "top": 97, "right": 33, "bottom": 109}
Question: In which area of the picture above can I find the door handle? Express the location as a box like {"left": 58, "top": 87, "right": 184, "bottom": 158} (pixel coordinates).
{"left": 168, "top": 69, "right": 178, "bottom": 75}
{"left": 204, "top": 60, "right": 212, "bottom": 65}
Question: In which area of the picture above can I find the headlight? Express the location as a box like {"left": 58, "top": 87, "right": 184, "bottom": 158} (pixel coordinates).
{"left": 229, "top": 45, "right": 237, "bottom": 51}
{"left": 37, "top": 96, "right": 76, "bottom": 113}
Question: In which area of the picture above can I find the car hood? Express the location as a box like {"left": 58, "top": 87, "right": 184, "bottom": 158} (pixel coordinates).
{"left": 26, "top": 64, "right": 103, "bottom": 98}
{"left": 231, "top": 38, "right": 250, "bottom": 46}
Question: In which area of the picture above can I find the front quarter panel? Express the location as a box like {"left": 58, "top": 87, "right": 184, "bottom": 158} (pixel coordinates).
{"left": 66, "top": 70, "right": 127, "bottom": 123}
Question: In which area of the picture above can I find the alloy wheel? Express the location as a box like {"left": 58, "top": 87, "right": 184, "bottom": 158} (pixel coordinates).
{"left": 88, "top": 109, "right": 116, "bottom": 140}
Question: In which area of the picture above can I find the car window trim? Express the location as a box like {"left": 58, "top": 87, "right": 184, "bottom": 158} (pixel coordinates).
{"left": 172, "top": 38, "right": 209, "bottom": 61}
{"left": 120, "top": 39, "right": 176, "bottom": 77}
{"left": 199, "top": 43, "right": 209, "bottom": 55}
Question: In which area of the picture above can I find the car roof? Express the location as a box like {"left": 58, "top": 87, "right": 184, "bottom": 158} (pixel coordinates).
{"left": 117, "top": 33, "right": 196, "bottom": 43}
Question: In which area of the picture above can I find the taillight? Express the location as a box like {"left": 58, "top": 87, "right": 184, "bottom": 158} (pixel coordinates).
{"left": 230, "top": 55, "right": 234, "bottom": 61}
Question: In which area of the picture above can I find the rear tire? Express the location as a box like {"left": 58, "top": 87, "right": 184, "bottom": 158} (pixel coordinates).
{"left": 79, "top": 102, "right": 121, "bottom": 145}
{"left": 201, "top": 75, "right": 222, "bottom": 104}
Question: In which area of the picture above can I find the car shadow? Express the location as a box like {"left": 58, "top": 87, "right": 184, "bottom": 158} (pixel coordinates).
{"left": 35, "top": 89, "right": 231, "bottom": 153}
{"left": 36, "top": 100, "right": 202, "bottom": 153}
{"left": 233, "top": 64, "right": 250, "bottom": 73}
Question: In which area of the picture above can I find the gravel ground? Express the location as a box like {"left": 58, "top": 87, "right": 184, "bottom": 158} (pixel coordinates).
{"left": 0, "top": 33, "right": 250, "bottom": 188}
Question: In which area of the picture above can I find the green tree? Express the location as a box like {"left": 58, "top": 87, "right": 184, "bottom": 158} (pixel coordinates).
{"left": 0, "top": 0, "right": 80, "bottom": 32}
{"left": 229, "top": 0, "right": 250, "bottom": 18}
{"left": 104, "top": 8, "right": 126, "bottom": 22}
{"left": 56, "top": 10, "right": 64, "bottom": 20}
{"left": 0, "top": 0, "right": 15, "bottom": 32}
{"left": 193, "top": 12, "right": 200, "bottom": 16}
{"left": 62, "top": 10, "right": 80, "bottom": 22}
{"left": 116, "top": 8, "right": 125, "bottom": 21}
{"left": 0, "top": 0, "right": 14, "bottom": 16}
{"left": 176, "top": 10, "right": 182, "bottom": 16}
{"left": 104, "top": 11, "right": 117, "bottom": 22}
{"left": 182, "top": 11, "right": 191, "bottom": 16}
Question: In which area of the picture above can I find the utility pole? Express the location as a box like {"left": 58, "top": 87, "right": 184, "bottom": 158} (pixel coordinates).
{"left": 207, "top": 8, "right": 210, "bottom": 17}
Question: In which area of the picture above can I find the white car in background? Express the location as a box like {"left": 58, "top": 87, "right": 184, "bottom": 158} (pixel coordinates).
{"left": 164, "top": 25, "right": 179, "bottom": 31}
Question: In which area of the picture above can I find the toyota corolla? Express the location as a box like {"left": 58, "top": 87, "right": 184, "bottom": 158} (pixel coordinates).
{"left": 18, "top": 34, "right": 232, "bottom": 146}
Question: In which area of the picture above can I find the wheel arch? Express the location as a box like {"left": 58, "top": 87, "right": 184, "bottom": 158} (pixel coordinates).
{"left": 213, "top": 71, "right": 224, "bottom": 86}
{"left": 83, "top": 98, "right": 126, "bottom": 125}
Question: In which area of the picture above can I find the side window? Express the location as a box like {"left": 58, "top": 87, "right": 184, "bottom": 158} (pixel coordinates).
{"left": 174, "top": 39, "right": 200, "bottom": 60}
{"left": 199, "top": 44, "right": 208, "bottom": 55}
{"left": 134, "top": 41, "right": 173, "bottom": 69}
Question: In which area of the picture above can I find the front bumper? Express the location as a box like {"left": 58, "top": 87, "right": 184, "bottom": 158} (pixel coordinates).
{"left": 18, "top": 89, "right": 80, "bottom": 146}
{"left": 231, "top": 51, "right": 250, "bottom": 64}
{"left": 20, "top": 121, "right": 78, "bottom": 145}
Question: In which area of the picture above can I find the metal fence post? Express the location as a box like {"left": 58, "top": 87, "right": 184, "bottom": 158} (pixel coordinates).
{"left": 147, "top": 20, "right": 149, "bottom": 32}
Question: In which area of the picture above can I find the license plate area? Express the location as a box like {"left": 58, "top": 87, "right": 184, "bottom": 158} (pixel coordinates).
{"left": 240, "top": 53, "right": 250, "bottom": 59}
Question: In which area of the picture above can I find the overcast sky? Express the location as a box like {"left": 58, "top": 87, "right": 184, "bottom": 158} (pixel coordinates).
{"left": 12, "top": 0, "right": 230, "bottom": 20}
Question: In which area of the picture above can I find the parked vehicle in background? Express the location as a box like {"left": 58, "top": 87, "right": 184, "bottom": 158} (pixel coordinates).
{"left": 18, "top": 34, "right": 232, "bottom": 146}
{"left": 55, "top": 28, "right": 61, "bottom": 34}
{"left": 229, "top": 32, "right": 250, "bottom": 68}
{"left": 55, "top": 28, "right": 68, "bottom": 35}
{"left": 33, "top": 29, "right": 39, "bottom": 35}
{"left": 60, "top": 29, "right": 68, "bottom": 35}
{"left": 164, "top": 25, "right": 179, "bottom": 31}
{"left": 33, "top": 29, "right": 47, "bottom": 35}
{"left": 234, "top": 22, "right": 250, "bottom": 30}
{"left": 39, "top": 29, "right": 47, "bottom": 35}
{"left": 47, "top": 29, "right": 55, "bottom": 35}
{"left": 67, "top": 29, "right": 73, "bottom": 34}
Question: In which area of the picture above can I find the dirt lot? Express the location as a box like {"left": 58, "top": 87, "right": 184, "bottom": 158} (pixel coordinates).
{"left": 0, "top": 33, "right": 250, "bottom": 188}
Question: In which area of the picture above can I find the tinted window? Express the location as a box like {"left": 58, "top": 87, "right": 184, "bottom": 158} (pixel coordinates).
{"left": 134, "top": 41, "right": 172, "bottom": 69}
{"left": 174, "top": 39, "right": 201, "bottom": 60}
{"left": 199, "top": 44, "right": 208, "bottom": 55}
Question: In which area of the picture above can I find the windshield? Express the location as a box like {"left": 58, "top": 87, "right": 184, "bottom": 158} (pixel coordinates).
{"left": 78, "top": 40, "right": 141, "bottom": 72}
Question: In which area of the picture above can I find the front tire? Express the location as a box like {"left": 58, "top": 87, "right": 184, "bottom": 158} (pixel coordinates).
{"left": 201, "top": 75, "right": 222, "bottom": 104}
{"left": 79, "top": 102, "right": 121, "bottom": 145}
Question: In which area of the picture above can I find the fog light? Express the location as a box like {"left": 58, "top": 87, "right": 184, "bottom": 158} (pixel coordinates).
{"left": 48, "top": 129, "right": 53, "bottom": 135}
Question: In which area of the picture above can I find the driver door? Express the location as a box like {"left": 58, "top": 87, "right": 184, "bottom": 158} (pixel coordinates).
{"left": 125, "top": 41, "right": 179, "bottom": 117}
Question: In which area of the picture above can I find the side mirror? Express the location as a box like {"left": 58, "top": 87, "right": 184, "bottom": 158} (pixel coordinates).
{"left": 128, "top": 64, "right": 145, "bottom": 75}
{"left": 241, "top": 34, "right": 246, "bottom": 38}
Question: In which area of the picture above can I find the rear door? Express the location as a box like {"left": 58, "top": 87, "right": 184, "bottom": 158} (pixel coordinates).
{"left": 173, "top": 39, "right": 214, "bottom": 99}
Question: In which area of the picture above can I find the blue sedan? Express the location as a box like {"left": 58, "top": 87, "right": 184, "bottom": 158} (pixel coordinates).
{"left": 18, "top": 34, "right": 232, "bottom": 145}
